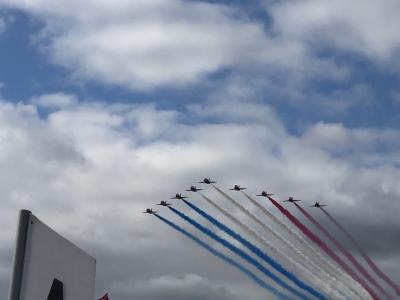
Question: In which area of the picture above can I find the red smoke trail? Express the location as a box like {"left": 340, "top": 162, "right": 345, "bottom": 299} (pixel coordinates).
{"left": 267, "top": 196, "right": 380, "bottom": 300}
{"left": 321, "top": 207, "right": 400, "bottom": 296}
{"left": 294, "top": 203, "right": 392, "bottom": 299}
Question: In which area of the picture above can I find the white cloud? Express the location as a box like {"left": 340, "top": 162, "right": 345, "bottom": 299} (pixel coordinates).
{"left": 1, "top": 1, "right": 400, "bottom": 93}
{"left": 390, "top": 90, "right": 400, "bottom": 105}
{"left": 0, "top": 14, "right": 14, "bottom": 35}
{"left": 0, "top": 18, "right": 5, "bottom": 34}
{"left": 1, "top": 96, "right": 400, "bottom": 298}
{"left": 31, "top": 92, "right": 77, "bottom": 108}
{"left": 298, "top": 84, "right": 374, "bottom": 114}
{"left": 302, "top": 122, "right": 400, "bottom": 166}
{"left": 268, "top": 0, "right": 400, "bottom": 60}
{"left": 0, "top": 0, "right": 314, "bottom": 90}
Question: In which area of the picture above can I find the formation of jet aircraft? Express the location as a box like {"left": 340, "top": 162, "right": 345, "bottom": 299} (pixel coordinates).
{"left": 143, "top": 177, "right": 330, "bottom": 214}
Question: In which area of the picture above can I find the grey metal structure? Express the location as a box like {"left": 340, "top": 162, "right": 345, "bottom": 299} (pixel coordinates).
{"left": 8, "top": 209, "right": 96, "bottom": 300}
{"left": 9, "top": 210, "right": 31, "bottom": 300}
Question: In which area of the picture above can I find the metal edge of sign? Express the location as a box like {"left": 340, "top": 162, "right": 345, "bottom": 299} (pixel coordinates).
{"left": 8, "top": 209, "right": 32, "bottom": 300}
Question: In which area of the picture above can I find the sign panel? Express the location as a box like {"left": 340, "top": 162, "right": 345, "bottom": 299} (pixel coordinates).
{"left": 9, "top": 210, "right": 96, "bottom": 300}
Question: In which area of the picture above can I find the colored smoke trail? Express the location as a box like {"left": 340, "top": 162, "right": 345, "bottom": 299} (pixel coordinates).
{"left": 153, "top": 214, "right": 290, "bottom": 299}
{"left": 199, "top": 193, "right": 345, "bottom": 300}
{"left": 321, "top": 207, "right": 400, "bottom": 296}
{"left": 294, "top": 203, "right": 392, "bottom": 299}
{"left": 181, "top": 201, "right": 325, "bottom": 300}
{"left": 230, "top": 188, "right": 363, "bottom": 300}
{"left": 168, "top": 206, "right": 310, "bottom": 300}
{"left": 267, "top": 196, "right": 380, "bottom": 300}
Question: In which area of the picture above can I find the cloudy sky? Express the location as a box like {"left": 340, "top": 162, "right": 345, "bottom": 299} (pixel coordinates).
{"left": 0, "top": 1, "right": 400, "bottom": 299}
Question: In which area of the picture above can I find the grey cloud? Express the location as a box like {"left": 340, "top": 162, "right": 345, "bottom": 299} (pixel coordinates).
{"left": 0, "top": 97, "right": 400, "bottom": 299}
{"left": 113, "top": 274, "right": 239, "bottom": 300}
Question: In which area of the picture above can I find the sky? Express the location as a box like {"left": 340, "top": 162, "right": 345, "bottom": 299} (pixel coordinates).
{"left": 0, "top": 1, "right": 400, "bottom": 299}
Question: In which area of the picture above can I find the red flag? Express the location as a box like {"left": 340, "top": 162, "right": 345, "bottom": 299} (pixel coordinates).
{"left": 98, "top": 293, "right": 109, "bottom": 300}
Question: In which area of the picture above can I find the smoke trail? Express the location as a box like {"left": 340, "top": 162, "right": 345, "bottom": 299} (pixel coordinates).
{"left": 267, "top": 196, "right": 380, "bottom": 300}
{"left": 238, "top": 189, "right": 370, "bottom": 300}
{"left": 219, "top": 187, "right": 338, "bottom": 273}
{"left": 199, "top": 193, "right": 345, "bottom": 300}
{"left": 181, "top": 200, "right": 325, "bottom": 300}
{"left": 168, "top": 206, "right": 310, "bottom": 300}
{"left": 295, "top": 203, "right": 392, "bottom": 299}
{"left": 153, "top": 214, "right": 291, "bottom": 300}
{"left": 218, "top": 187, "right": 364, "bottom": 300}
{"left": 321, "top": 207, "right": 400, "bottom": 296}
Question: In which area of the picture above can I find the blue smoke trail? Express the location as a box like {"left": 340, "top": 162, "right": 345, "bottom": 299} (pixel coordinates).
{"left": 169, "top": 206, "right": 310, "bottom": 300}
{"left": 154, "top": 214, "right": 292, "bottom": 300}
{"left": 183, "top": 200, "right": 326, "bottom": 300}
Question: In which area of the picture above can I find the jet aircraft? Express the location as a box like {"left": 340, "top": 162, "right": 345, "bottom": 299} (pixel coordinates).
{"left": 186, "top": 186, "right": 203, "bottom": 192}
{"left": 257, "top": 191, "right": 274, "bottom": 197}
{"left": 199, "top": 177, "right": 216, "bottom": 184}
{"left": 230, "top": 185, "right": 246, "bottom": 191}
{"left": 284, "top": 197, "right": 301, "bottom": 203}
{"left": 310, "top": 202, "right": 327, "bottom": 208}
{"left": 171, "top": 193, "right": 188, "bottom": 200}
{"left": 142, "top": 208, "right": 157, "bottom": 214}
{"left": 157, "top": 201, "right": 172, "bottom": 207}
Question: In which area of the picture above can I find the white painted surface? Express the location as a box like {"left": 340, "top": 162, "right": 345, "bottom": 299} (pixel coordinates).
{"left": 19, "top": 214, "right": 96, "bottom": 300}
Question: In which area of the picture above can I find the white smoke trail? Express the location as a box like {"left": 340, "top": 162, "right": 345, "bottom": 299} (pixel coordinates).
{"left": 239, "top": 190, "right": 373, "bottom": 300}
{"left": 200, "top": 192, "right": 346, "bottom": 300}
{"left": 212, "top": 185, "right": 369, "bottom": 300}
